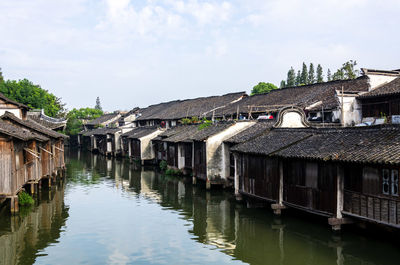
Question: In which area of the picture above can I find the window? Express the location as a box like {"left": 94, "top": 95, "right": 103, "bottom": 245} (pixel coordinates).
{"left": 383, "top": 169, "right": 390, "bottom": 195}
{"left": 382, "top": 169, "right": 399, "bottom": 196}
{"left": 391, "top": 169, "right": 399, "bottom": 196}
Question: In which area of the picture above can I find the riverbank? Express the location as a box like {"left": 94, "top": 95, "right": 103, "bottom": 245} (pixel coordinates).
{"left": 0, "top": 150, "right": 399, "bottom": 265}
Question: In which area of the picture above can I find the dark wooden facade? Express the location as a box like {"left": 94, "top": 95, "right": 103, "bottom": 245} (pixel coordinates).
{"left": 237, "top": 153, "right": 279, "bottom": 201}
{"left": 167, "top": 142, "right": 178, "bottom": 168}
{"left": 361, "top": 96, "right": 400, "bottom": 118}
{"left": 342, "top": 163, "right": 400, "bottom": 226}
{"left": 283, "top": 159, "right": 337, "bottom": 215}
{"left": 130, "top": 139, "right": 141, "bottom": 159}
{"left": 182, "top": 143, "right": 192, "bottom": 169}
{"left": 193, "top": 141, "right": 206, "bottom": 181}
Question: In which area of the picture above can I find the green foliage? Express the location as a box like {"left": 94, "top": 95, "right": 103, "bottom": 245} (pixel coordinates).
{"left": 180, "top": 116, "right": 200, "bottom": 125}
{"left": 198, "top": 118, "right": 212, "bottom": 130}
{"left": 65, "top": 108, "right": 104, "bottom": 135}
{"left": 165, "top": 168, "right": 182, "bottom": 176}
{"left": 317, "top": 64, "right": 323, "bottom": 83}
{"left": 67, "top": 107, "right": 104, "bottom": 120}
{"left": 159, "top": 160, "right": 168, "bottom": 171}
{"left": 308, "top": 63, "right": 315, "bottom": 84}
{"left": 18, "top": 191, "right": 34, "bottom": 206}
{"left": 95, "top": 96, "right": 102, "bottom": 111}
{"left": 295, "top": 70, "right": 301, "bottom": 86}
{"left": 0, "top": 78, "right": 65, "bottom": 117}
{"left": 250, "top": 82, "right": 278, "bottom": 95}
{"left": 282, "top": 60, "right": 358, "bottom": 86}
{"left": 300, "top": 62, "right": 308, "bottom": 85}
{"left": 286, "top": 67, "right": 296, "bottom": 87}
{"left": 0, "top": 67, "right": 4, "bottom": 83}
{"left": 279, "top": 80, "right": 286, "bottom": 88}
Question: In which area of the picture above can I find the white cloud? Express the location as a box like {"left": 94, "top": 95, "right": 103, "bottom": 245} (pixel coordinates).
{"left": 0, "top": 0, "right": 399, "bottom": 111}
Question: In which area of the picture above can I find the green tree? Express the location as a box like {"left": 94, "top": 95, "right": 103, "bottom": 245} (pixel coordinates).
{"left": 295, "top": 70, "right": 301, "bottom": 86}
{"left": 327, "top": 69, "right": 332, "bottom": 81}
{"left": 286, "top": 67, "right": 296, "bottom": 87}
{"left": 341, "top": 60, "right": 359, "bottom": 79}
{"left": 316, "top": 64, "right": 323, "bottom": 83}
{"left": 65, "top": 108, "right": 104, "bottom": 135}
{"left": 0, "top": 67, "right": 4, "bottom": 83}
{"left": 0, "top": 79, "right": 65, "bottom": 117}
{"left": 308, "top": 63, "right": 316, "bottom": 84}
{"left": 250, "top": 82, "right": 278, "bottom": 95}
{"left": 279, "top": 80, "right": 286, "bottom": 88}
{"left": 300, "top": 62, "right": 308, "bottom": 85}
{"left": 95, "top": 97, "right": 102, "bottom": 110}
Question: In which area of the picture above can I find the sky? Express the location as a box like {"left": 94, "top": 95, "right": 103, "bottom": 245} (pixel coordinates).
{"left": 0, "top": 0, "right": 399, "bottom": 112}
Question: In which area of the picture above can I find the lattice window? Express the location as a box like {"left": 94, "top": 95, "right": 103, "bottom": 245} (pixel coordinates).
{"left": 383, "top": 169, "right": 390, "bottom": 195}
{"left": 391, "top": 169, "right": 399, "bottom": 196}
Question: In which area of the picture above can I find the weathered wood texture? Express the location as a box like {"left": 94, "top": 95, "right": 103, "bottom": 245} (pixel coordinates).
{"left": 183, "top": 143, "right": 192, "bottom": 168}
{"left": 167, "top": 143, "right": 177, "bottom": 168}
{"left": 344, "top": 190, "right": 400, "bottom": 225}
{"left": 130, "top": 139, "right": 141, "bottom": 159}
{"left": 193, "top": 141, "right": 206, "bottom": 180}
{"left": 283, "top": 159, "right": 336, "bottom": 215}
{"left": 237, "top": 154, "right": 279, "bottom": 201}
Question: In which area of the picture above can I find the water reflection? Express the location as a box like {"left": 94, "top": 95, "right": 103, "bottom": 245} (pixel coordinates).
{"left": 0, "top": 184, "right": 68, "bottom": 265}
{"left": 1, "top": 150, "right": 399, "bottom": 265}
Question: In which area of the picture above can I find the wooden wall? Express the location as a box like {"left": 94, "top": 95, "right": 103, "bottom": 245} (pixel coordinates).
{"left": 237, "top": 153, "right": 279, "bottom": 201}
{"left": 193, "top": 141, "right": 206, "bottom": 180}
{"left": 283, "top": 159, "right": 336, "bottom": 215}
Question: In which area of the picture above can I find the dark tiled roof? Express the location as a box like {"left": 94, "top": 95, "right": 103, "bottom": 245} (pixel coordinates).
{"left": 0, "top": 120, "right": 48, "bottom": 141}
{"left": 216, "top": 77, "right": 370, "bottom": 116}
{"left": 274, "top": 126, "right": 400, "bottom": 165}
{"left": 122, "top": 127, "right": 159, "bottom": 139}
{"left": 136, "top": 92, "right": 246, "bottom": 121}
{"left": 162, "top": 125, "right": 200, "bottom": 143}
{"left": 153, "top": 126, "right": 189, "bottom": 141}
{"left": 82, "top": 127, "right": 120, "bottom": 136}
{"left": 190, "top": 123, "right": 233, "bottom": 141}
{"left": 224, "top": 121, "right": 274, "bottom": 144}
{"left": 119, "top": 107, "right": 140, "bottom": 121}
{"left": 230, "top": 129, "right": 313, "bottom": 155}
{"left": 358, "top": 77, "right": 400, "bottom": 99}
{"left": 0, "top": 93, "right": 30, "bottom": 110}
{"left": 162, "top": 123, "right": 235, "bottom": 143}
{"left": 27, "top": 111, "right": 66, "bottom": 130}
{"left": 86, "top": 113, "right": 120, "bottom": 126}
{"left": 0, "top": 112, "right": 67, "bottom": 139}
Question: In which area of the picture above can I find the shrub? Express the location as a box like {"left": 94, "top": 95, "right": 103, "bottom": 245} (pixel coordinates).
{"left": 198, "top": 119, "right": 212, "bottom": 130}
{"left": 18, "top": 191, "right": 34, "bottom": 206}
{"left": 165, "top": 168, "right": 182, "bottom": 176}
{"left": 159, "top": 160, "right": 168, "bottom": 171}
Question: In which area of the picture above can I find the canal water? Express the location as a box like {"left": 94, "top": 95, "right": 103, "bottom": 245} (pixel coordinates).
{"left": 0, "top": 150, "right": 399, "bottom": 265}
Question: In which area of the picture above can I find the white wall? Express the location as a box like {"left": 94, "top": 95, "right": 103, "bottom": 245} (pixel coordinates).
{"left": 0, "top": 109, "right": 21, "bottom": 119}
{"left": 279, "top": 112, "right": 305, "bottom": 128}
{"left": 367, "top": 74, "right": 397, "bottom": 90}
{"left": 139, "top": 129, "right": 164, "bottom": 160}
{"left": 206, "top": 121, "right": 256, "bottom": 181}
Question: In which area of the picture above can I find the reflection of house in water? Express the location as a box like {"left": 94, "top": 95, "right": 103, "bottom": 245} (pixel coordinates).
{"left": 191, "top": 189, "right": 237, "bottom": 254}
{"left": 0, "top": 187, "right": 68, "bottom": 264}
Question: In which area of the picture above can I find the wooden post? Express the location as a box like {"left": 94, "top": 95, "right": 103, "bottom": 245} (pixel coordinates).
{"left": 206, "top": 178, "right": 211, "bottom": 190}
{"left": 10, "top": 196, "right": 19, "bottom": 214}
{"left": 328, "top": 164, "right": 354, "bottom": 231}
{"left": 271, "top": 160, "right": 286, "bottom": 215}
{"left": 234, "top": 154, "right": 242, "bottom": 201}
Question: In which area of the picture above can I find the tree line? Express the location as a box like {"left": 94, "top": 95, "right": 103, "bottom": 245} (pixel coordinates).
{"left": 0, "top": 67, "right": 104, "bottom": 135}
{"left": 0, "top": 67, "right": 66, "bottom": 117}
{"left": 280, "top": 60, "right": 359, "bottom": 88}
{"left": 250, "top": 60, "right": 360, "bottom": 95}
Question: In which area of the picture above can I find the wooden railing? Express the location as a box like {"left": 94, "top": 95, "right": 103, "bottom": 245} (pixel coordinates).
{"left": 343, "top": 190, "right": 400, "bottom": 225}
